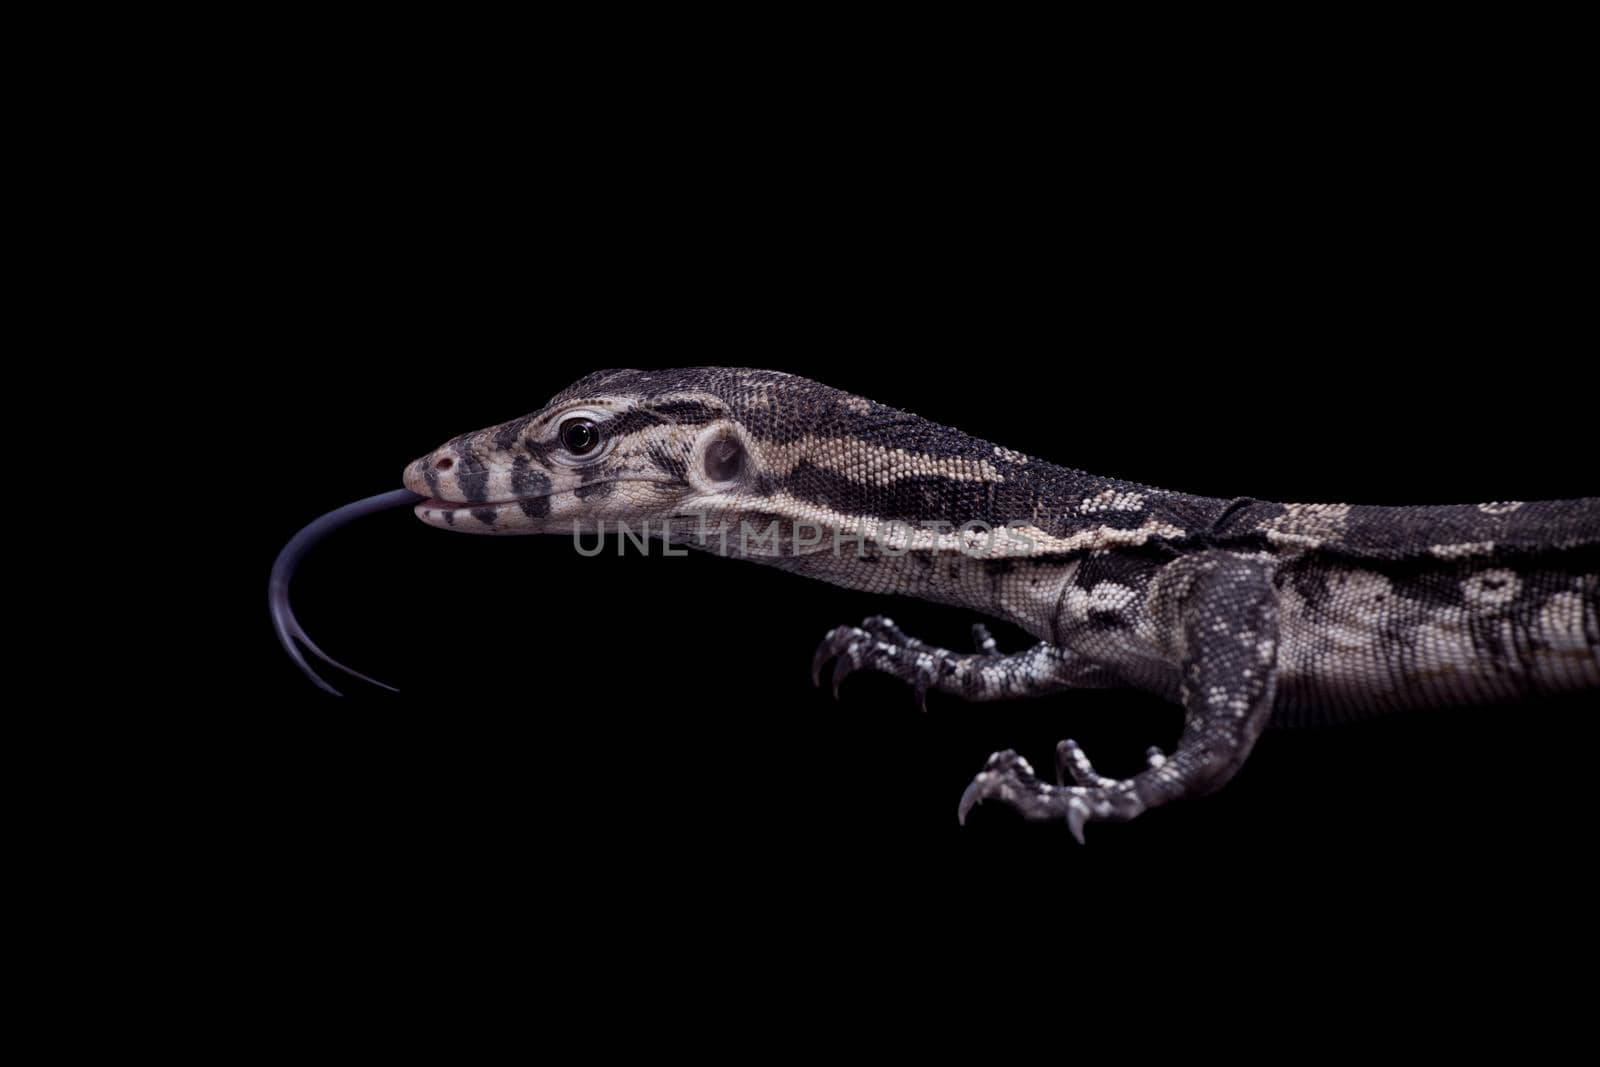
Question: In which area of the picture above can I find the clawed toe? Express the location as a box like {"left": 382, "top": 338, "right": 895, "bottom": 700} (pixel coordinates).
{"left": 1054, "top": 738, "right": 1118, "bottom": 789}
{"left": 961, "top": 746, "right": 1145, "bottom": 844}
{"left": 811, "top": 616, "right": 978, "bottom": 710}
{"left": 861, "top": 615, "right": 914, "bottom": 645}
{"left": 811, "top": 626, "right": 861, "bottom": 689}
{"left": 957, "top": 749, "right": 1082, "bottom": 828}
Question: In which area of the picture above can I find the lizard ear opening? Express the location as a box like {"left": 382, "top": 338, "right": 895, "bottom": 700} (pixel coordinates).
{"left": 704, "top": 435, "right": 745, "bottom": 482}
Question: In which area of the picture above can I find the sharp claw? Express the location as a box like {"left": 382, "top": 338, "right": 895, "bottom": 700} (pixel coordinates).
{"left": 1054, "top": 738, "right": 1073, "bottom": 787}
{"left": 811, "top": 627, "right": 853, "bottom": 688}
{"left": 1066, "top": 802, "right": 1089, "bottom": 845}
{"left": 810, "top": 643, "right": 831, "bottom": 688}
{"left": 958, "top": 778, "right": 983, "bottom": 825}
{"left": 829, "top": 650, "right": 853, "bottom": 700}
{"left": 914, "top": 683, "right": 929, "bottom": 714}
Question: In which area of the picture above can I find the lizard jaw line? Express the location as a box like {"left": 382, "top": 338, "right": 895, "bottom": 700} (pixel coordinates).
{"left": 415, "top": 497, "right": 515, "bottom": 512}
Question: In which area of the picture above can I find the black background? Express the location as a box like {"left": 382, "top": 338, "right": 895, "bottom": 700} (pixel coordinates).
{"left": 203, "top": 65, "right": 1598, "bottom": 976}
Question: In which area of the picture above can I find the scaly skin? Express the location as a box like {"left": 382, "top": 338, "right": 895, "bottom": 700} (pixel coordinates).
{"left": 398, "top": 368, "right": 1600, "bottom": 841}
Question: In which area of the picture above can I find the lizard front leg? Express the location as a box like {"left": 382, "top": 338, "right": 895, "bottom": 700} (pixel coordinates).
{"left": 959, "top": 551, "right": 1280, "bottom": 842}
{"left": 812, "top": 615, "right": 1116, "bottom": 711}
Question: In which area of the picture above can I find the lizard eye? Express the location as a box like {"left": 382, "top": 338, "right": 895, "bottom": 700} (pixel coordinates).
{"left": 559, "top": 418, "right": 600, "bottom": 455}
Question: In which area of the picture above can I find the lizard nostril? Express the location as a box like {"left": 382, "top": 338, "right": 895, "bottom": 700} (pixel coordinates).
{"left": 435, "top": 457, "right": 454, "bottom": 471}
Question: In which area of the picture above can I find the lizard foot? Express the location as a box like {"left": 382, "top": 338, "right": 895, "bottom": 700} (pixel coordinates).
{"left": 959, "top": 748, "right": 1145, "bottom": 844}
{"left": 811, "top": 615, "right": 994, "bottom": 711}
{"left": 1055, "top": 739, "right": 1168, "bottom": 787}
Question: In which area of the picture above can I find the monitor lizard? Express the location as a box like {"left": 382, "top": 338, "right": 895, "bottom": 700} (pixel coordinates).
{"left": 273, "top": 367, "right": 1600, "bottom": 842}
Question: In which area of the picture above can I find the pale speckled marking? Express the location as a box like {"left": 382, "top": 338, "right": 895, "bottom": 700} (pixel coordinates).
{"left": 1079, "top": 489, "right": 1146, "bottom": 513}
{"left": 1461, "top": 569, "right": 1521, "bottom": 607}
{"left": 1537, "top": 592, "right": 1589, "bottom": 652}
{"left": 1015, "top": 517, "right": 1188, "bottom": 555}
{"left": 759, "top": 433, "right": 1005, "bottom": 484}
{"left": 1063, "top": 581, "right": 1140, "bottom": 621}
{"left": 1315, "top": 570, "right": 1395, "bottom": 655}
{"left": 1430, "top": 541, "right": 1496, "bottom": 559}
{"left": 1263, "top": 503, "right": 1352, "bottom": 549}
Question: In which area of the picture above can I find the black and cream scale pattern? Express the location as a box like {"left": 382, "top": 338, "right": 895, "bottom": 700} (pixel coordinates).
{"left": 397, "top": 368, "right": 1599, "bottom": 840}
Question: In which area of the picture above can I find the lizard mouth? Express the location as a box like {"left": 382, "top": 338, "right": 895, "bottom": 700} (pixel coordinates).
{"left": 416, "top": 497, "right": 506, "bottom": 511}
{"left": 411, "top": 477, "right": 675, "bottom": 531}
{"left": 414, "top": 497, "right": 525, "bottom": 518}
{"left": 412, "top": 496, "right": 552, "bottom": 531}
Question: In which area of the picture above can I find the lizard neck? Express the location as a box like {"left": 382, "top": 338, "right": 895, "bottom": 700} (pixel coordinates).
{"left": 672, "top": 379, "right": 1233, "bottom": 635}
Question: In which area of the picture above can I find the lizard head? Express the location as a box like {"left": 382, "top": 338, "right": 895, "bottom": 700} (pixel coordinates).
{"left": 402, "top": 368, "right": 797, "bottom": 536}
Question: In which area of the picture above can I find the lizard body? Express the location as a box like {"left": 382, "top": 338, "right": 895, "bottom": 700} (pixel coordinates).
{"left": 386, "top": 367, "right": 1597, "bottom": 840}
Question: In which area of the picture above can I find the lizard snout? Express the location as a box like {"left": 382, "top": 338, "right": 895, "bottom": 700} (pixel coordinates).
{"left": 403, "top": 445, "right": 465, "bottom": 501}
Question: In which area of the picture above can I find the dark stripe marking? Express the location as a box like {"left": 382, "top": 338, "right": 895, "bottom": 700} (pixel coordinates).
{"left": 512, "top": 456, "right": 552, "bottom": 518}
{"left": 645, "top": 400, "right": 722, "bottom": 424}
{"left": 449, "top": 439, "right": 491, "bottom": 502}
